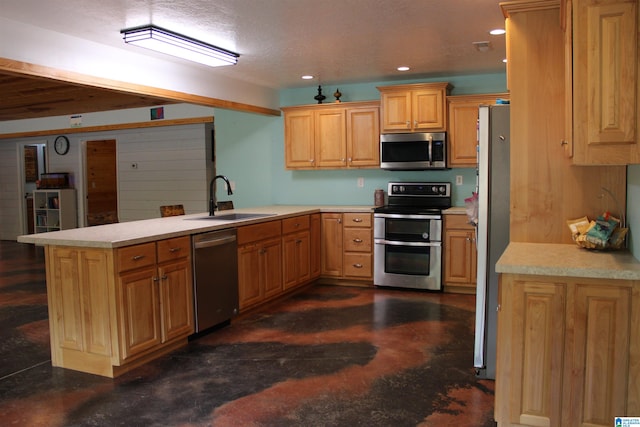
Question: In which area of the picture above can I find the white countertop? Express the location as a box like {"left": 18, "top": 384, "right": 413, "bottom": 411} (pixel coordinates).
{"left": 17, "top": 205, "right": 373, "bottom": 249}
{"left": 496, "top": 242, "right": 640, "bottom": 280}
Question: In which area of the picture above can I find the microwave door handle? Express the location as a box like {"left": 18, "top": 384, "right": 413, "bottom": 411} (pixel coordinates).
{"left": 428, "top": 135, "right": 433, "bottom": 166}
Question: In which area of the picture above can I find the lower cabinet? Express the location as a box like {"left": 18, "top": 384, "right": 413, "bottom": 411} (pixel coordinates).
{"left": 321, "top": 212, "right": 373, "bottom": 282}
{"left": 443, "top": 214, "right": 477, "bottom": 293}
{"left": 237, "top": 220, "right": 283, "bottom": 310}
{"left": 496, "top": 274, "right": 640, "bottom": 426}
{"left": 282, "top": 215, "right": 311, "bottom": 290}
{"left": 237, "top": 214, "right": 317, "bottom": 312}
{"left": 45, "top": 236, "right": 194, "bottom": 378}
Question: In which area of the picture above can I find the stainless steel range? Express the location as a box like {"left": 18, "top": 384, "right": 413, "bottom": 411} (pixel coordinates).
{"left": 373, "top": 182, "right": 451, "bottom": 290}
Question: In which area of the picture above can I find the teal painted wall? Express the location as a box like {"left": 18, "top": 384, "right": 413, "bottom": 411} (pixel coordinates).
{"left": 215, "top": 73, "right": 507, "bottom": 210}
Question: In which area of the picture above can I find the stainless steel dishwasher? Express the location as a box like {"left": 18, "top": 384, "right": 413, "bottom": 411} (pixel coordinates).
{"left": 192, "top": 228, "right": 239, "bottom": 333}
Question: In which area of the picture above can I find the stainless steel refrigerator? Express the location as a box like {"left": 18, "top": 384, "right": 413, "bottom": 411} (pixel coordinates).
{"left": 474, "top": 104, "right": 510, "bottom": 379}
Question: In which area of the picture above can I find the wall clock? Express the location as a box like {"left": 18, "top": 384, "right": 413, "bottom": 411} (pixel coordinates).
{"left": 54, "top": 135, "right": 69, "bottom": 155}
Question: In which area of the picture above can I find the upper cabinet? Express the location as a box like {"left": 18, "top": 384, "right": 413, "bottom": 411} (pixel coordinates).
{"left": 447, "top": 93, "right": 510, "bottom": 167}
{"left": 282, "top": 101, "right": 380, "bottom": 170}
{"left": 377, "top": 82, "right": 452, "bottom": 133}
{"left": 569, "top": 0, "right": 639, "bottom": 164}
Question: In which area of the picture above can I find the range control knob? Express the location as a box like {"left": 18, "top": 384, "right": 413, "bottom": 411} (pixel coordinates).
{"left": 439, "top": 186, "right": 446, "bottom": 193}
{"left": 431, "top": 186, "right": 437, "bottom": 193}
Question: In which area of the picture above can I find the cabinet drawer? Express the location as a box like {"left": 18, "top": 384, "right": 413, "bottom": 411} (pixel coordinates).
{"left": 282, "top": 215, "right": 310, "bottom": 234}
{"left": 344, "top": 253, "right": 372, "bottom": 278}
{"left": 117, "top": 242, "right": 156, "bottom": 272}
{"left": 343, "top": 212, "right": 372, "bottom": 227}
{"left": 237, "top": 220, "right": 282, "bottom": 245}
{"left": 445, "top": 214, "right": 473, "bottom": 229}
{"left": 157, "top": 236, "right": 190, "bottom": 264}
{"left": 343, "top": 229, "right": 372, "bottom": 252}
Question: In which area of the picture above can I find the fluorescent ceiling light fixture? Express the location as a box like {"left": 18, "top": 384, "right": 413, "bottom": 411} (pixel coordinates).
{"left": 301, "top": 75, "right": 314, "bottom": 80}
{"left": 397, "top": 66, "right": 410, "bottom": 71}
{"left": 489, "top": 28, "right": 506, "bottom": 35}
{"left": 121, "top": 25, "right": 239, "bottom": 67}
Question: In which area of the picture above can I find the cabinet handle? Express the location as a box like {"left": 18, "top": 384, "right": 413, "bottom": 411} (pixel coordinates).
{"left": 560, "top": 140, "right": 568, "bottom": 146}
{"left": 295, "top": 223, "right": 300, "bottom": 228}
{"left": 310, "top": 158, "right": 315, "bottom": 164}
{"left": 161, "top": 275, "right": 168, "bottom": 280}
{"left": 132, "top": 255, "right": 145, "bottom": 261}
{"left": 348, "top": 157, "right": 352, "bottom": 162}
{"left": 296, "top": 239, "right": 302, "bottom": 244}
{"left": 341, "top": 158, "right": 345, "bottom": 162}
{"left": 153, "top": 276, "right": 159, "bottom": 282}
{"left": 259, "top": 248, "right": 267, "bottom": 254}
{"left": 352, "top": 218, "right": 363, "bottom": 223}
{"left": 353, "top": 263, "right": 363, "bottom": 268}
{"left": 406, "top": 120, "right": 411, "bottom": 128}
{"left": 337, "top": 218, "right": 342, "bottom": 224}
{"left": 353, "top": 238, "right": 363, "bottom": 243}
{"left": 169, "top": 247, "right": 181, "bottom": 253}
{"left": 414, "top": 120, "right": 418, "bottom": 127}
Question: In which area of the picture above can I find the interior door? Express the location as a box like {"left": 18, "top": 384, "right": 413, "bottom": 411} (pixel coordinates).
{"left": 85, "top": 139, "right": 118, "bottom": 226}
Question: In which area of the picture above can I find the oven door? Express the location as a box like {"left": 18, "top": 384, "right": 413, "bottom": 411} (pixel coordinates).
{"left": 373, "top": 213, "right": 442, "bottom": 242}
{"left": 374, "top": 239, "right": 442, "bottom": 290}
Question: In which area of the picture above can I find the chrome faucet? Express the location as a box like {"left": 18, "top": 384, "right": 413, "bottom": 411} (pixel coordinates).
{"left": 209, "top": 175, "right": 233, "bottom": 216}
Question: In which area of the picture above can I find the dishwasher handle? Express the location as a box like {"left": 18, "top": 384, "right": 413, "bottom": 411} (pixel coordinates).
{"left": 193, "top": 234, "right": 237, "bottom": 249}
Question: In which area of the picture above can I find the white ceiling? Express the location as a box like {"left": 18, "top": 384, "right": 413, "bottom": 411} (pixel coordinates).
{"left": 1, "top": 0, "right": 507, "bottom": 90}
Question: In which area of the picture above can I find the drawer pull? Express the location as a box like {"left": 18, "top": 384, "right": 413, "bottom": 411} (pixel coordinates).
{"left": 132, "top": 255, "right": 145, "bottom": 261}
{"left": 161, "top": 275, "right": 168, "bottom": 280}
{"left": 352, "top": 218, "right": 363, "bottom": 223}
{"left": 153, "top": 276, "right": 159, "bottom": 282}
{"left": 169, "top": 247, "right": 181, "bottom": 253}
{"left": 353, "top": 238, "right": 363, "bottom": 243}
{"left": 353, "top": 263, "right": 363, "bottom": 268}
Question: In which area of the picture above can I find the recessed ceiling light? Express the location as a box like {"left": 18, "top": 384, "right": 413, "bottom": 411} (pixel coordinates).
{"left": 397, "top": 66, "right": 410, "bottom": 72}
{"left": 490, "top": 28, "right": 506, "bottom": 35}
{"left": 301, "top": 75, "right": 314, "bottom": 80}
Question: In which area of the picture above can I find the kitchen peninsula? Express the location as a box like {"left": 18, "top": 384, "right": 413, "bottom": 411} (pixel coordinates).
{"left": 17, "top": 206, "right": 372, "bottom": 377}
{"left": 494, "top": 242, "right": 640, "bottom": 425}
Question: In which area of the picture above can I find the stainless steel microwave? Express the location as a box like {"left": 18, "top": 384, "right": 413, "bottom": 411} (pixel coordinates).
{"left": 380, "top": 132, "right": 447, "bottom": 170}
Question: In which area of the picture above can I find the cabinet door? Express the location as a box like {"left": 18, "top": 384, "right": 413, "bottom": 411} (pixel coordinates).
{"left": 118, "top": 266, "right": 162, "bottom": 359}
{"left": 444, "top": 229, "right": 474, "bottom": 284}
{"left": 315, "top": 108, "right": 347, "bottom": 167}
{"left": 413, "top": 89, "right": 445, "bottom": 130}
{"left": 158, "top": 259, "right": 194, "bottom": 342}
{"left": 572, "top": 0, "right": 639, "bottom": 164}
{"left": 261, "top": 237, "right": 283, "bottom": 298}
{"left": 497, "top": 277, "right": 566, "bottom": 427}
{"left": 284, "top": 109, "right": 315, "bottom": 168}
{"left": 283, "top": 230, "right": 310, "bottom": 290}
{"left": 347, "top": 106, "right": 380, "bottom": 167}
{"left": 321, "top": 213, "right": 343, "bottom": 277}
{"left": 238, "top": 244, "right": 262, "bottom": 309}
{"left": 310, "top": 213, "right": 321, "bottom": 279}
{"left": 380, "top": 90, "right": 412, "bottom": 132}
{"left": 567, "top": 283, "right": 632, "bottom": 426}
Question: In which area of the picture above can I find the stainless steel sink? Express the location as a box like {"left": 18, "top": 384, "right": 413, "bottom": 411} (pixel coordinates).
{"left": 189, "top": 213, "right": 276, "bottom": 221}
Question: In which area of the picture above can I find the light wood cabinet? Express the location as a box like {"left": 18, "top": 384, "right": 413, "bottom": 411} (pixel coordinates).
{"left": 377, "top": 82, "right": 451, "bottom": 133}
{"left": 570, "top": 0, "right": 639, "bottom": 164}
{"left": 282, "top": 101, "right": 380, "bottom": 169}
{"left": 45, "top": 235, "right": 193, "bottom": 378}
{"left": 443, "top": 214, "right": 477, "bottom": 294}
{"left": 33, "top": 189, "right": 77, "bottom": 233}
{"left": 282, "top": 215, "right": 311, "bottom": 290}
{"left": 310, "top": 213, "right": 321, "bottom": 279}
{"left": 496, "top": 274, "right": 640, "bottom": 426}
{"left": 237, "top": 220, "right": 283, "bottom": 310}
{"left": 501, "top": 0, "right": 627, "bottom": 244}
{"left": 321, "top": 212, "right": 373, "bottom": 282}
{"left": 116, "top": 236, "right": 193, "bottom": 361}
{"left": 446, "top": 93, "right": 510, "bottom": 167}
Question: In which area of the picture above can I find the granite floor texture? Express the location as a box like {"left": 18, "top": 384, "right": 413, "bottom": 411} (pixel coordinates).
{"left": 0, "top": 240, "right": 495, "bottom": 426}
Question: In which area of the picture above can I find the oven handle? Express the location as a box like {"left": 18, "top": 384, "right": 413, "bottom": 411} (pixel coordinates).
{"left": 374, "top": 213, "right": 442, "bottom": 220}
{"left": 374, "top": 239, "right": 441, "bottom": 247}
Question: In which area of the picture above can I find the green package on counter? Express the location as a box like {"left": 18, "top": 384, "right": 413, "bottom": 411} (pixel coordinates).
{"left": 585, "top": 213, "right": 619, "bottom": 247}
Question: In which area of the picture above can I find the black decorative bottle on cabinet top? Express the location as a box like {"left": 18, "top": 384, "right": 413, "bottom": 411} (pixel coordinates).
{"left": 334, "top": 88, "right": 342, "bottom": 103}
{"left": 314, "top": 85, "right": 326, "bottom": 104}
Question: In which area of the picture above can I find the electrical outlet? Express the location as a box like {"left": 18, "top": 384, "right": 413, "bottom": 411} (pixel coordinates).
{"left": 357, "top": 177, "right": 364, "bottom": 188}
{"left": 456, "top": 175, "right": 463, "bottom": 186}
